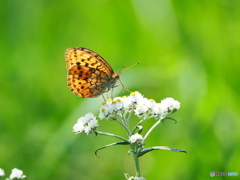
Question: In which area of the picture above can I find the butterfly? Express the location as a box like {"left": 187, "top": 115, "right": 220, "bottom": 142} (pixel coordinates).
{"left": 65, "top": 47, "right": 121, "bottom": 98}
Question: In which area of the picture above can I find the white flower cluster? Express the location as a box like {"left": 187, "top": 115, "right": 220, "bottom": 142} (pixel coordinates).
{"left": 0, "top": 168, "right": 26, "bottom": 180}
{"left": 129, "top": 133, "right": 143, "bottom": 144}
{"left": 73, "top": 113, "right": 99, "bottom": 134}
{"left": 73, "top": 92, "right": 180, "bottom": 134}
{"left": 99, "top": 92, "right": 180, "bottom": 120}
{"left": 9, "top": 168, "right": 26, "bottom": 180}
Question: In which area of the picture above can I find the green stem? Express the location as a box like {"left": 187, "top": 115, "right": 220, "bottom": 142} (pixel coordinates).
{"left": 132, "top": 147, "right": 141, "bottom": 177}
{"left": 115, "top": 117, "right": 131, "bottom": 136}
{"left": 126, "top": 108, "right": 134, "bottom": 127}
{"left": 96, "top": 131, "right": 129, "bottom": 142}
{"left": 131, "top": 119, "right": 144, "bottom": 134}
{"left": 143, "top": 119, "right": 161, "bottom": 143}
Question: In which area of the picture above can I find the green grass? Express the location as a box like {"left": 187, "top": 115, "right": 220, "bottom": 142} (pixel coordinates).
{"left": 1, "top": 0, "right": 240, "bottom": 179}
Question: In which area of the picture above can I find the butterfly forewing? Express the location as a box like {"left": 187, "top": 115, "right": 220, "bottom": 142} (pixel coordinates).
{"left": 65, "top": 47, "right": 120, "bottom": 98}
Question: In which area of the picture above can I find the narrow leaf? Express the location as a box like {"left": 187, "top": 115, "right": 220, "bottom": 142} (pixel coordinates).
{"left": 138, "top": 146, "right": 187, "bottom": 157}
{"left": 95, "top": 141, "right": 129, "bottom": 157}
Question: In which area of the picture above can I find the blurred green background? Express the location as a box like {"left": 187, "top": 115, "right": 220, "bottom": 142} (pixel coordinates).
{"left": 1, "top": 0, "right": 240, "bottom": 179}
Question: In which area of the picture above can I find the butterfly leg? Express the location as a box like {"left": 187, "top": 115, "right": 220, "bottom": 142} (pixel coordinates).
{"left": 118, "top": 78, "right": 131, "bottom": 93}
{"left": 102, "top": 94, "right": 106, "bottom": 101}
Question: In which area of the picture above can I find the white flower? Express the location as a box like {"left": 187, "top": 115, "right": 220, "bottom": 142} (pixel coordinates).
{"left": 151, "top": 98, "right": 180, "bottom": 119}
{"left": 73, "top": 122, "right": 85, "bottom": 133}
{"left": 129, "top": 133, "right": 143, "bottom": 143}
{"left": 9, "top": 168, "right": 26, "bottom": 179}
{"left": 160, "top": 97, "right": 180, "bottom": 113}
{"left": 99, "top": 108, "right": 109, "bottom": 119}
{"left": 73, "top": 113, "right": 99, "bottom": 134}
{"left": 121, "top": 96, "right": 133, "bottom": 109}
{"left": 129, "top": 91, "right": 144, "bottom": 104}
{"left": 136, "top": 177, "right": 146, "bottom": 180}
{"left": 146, "top": 99, "right": 156, "bottom": 110}
{"left": 0, "top": 168, "right": 5, "bottom": 177}
{"left": 137, "top": 97, "right": 154, "bottom": 108}
{"left": 99, "top": 99, "right": 114, "bottom": 119}
{"left": 151, "top": 103, "right": 167, "bottom": 119}
{"left": 128, "top": 176, "right": 146, "bottom": 180}
{"left": 134, "top": 98, "right": 156, "bottom": 118}
{"left": 134, "top": 105, "right": 148, "bottom": 118}
{"left": 112, "top": 97, "right": 124, "bottom": 111}
{"left": 98, "top": 93, "right": 154, "bottom": 120}
{"left": 99, "top": 96, "right": 134, "bottom": 120}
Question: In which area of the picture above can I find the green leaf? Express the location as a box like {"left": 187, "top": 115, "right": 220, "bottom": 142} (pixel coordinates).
{"left": 95, "top": 141, "right": 130, "bottom": 157}
{"left": 138, "top": 146, "right": 187, "bottom": 157}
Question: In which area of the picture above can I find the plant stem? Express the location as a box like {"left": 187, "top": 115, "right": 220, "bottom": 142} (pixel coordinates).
{"left": 132, "top": 148, "right": 141, "bottom": 177}
{"left": 115, "top": 117, "right": 131, "bottom": 136}
{"left": 131, "top": 119, "right": 144, "bottom": 134}
{"left": 126, "top": 109, "right": 134, "bottom": 127}
{"left": 96, "top": 131, "right": 129, "bottom": 142}
{"left": 143, "top": 119, "right": 161, "bottom": 142}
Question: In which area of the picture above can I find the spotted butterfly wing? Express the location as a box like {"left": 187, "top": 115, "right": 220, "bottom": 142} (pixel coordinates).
{"left": 65, "top": 47, "right": 120, "bottom": 98}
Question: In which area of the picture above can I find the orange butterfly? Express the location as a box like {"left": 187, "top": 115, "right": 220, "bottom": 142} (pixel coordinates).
{"left": 65, "top": 47, "right": 120, "bottom": 98}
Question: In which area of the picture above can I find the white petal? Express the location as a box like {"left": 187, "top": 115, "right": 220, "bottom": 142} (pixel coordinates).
{"left": 9, "top": 168, "right": 25, "bottom": 179}
{"left": 0, "top": 168, "right": 5, "bottom": 176}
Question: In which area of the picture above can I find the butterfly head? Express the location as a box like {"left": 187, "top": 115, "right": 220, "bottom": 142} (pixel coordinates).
{"left": 112, "top": 73, "right": 121, "bottom": 79}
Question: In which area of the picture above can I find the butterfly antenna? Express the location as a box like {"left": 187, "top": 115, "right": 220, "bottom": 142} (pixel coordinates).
{"left": 117, "top": 65, "right": 126, "bottom": 74}
{"left": 118, "top": 62, "right": 140, "bottom": 74}
{"left": 116, "top": 62, "right": 140, "bottom": 94}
